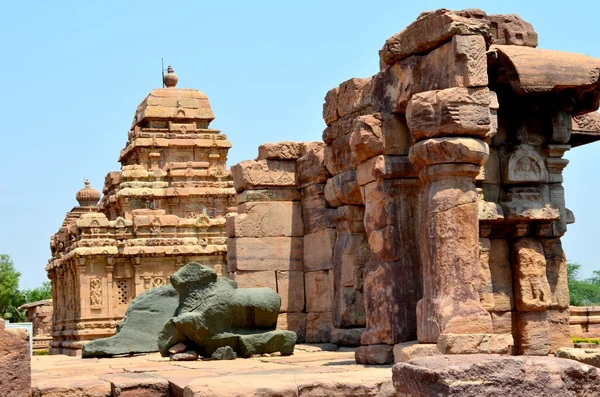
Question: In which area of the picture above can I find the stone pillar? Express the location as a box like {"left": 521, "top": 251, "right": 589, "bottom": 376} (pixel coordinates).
{"left": 106, "top": 258, "right": 115, "bottom": 319}
{"left": 407, "top": 88, "right": 496, "bottom": 347}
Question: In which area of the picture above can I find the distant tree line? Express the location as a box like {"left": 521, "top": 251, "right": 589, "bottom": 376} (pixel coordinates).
{"left": 567, "top": 262, "right": 600, "bottom": 306}
{"left": 0, "top": 254, "right": 52, "bottom": 322}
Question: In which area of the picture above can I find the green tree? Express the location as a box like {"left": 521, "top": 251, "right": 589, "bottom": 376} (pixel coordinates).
{"left": 0, "top": 254, "right": 25, "bottom": 321}
{"left": 21, "top": 281, "right": 52, "bottom": 303}
{"left": 567, "top": 262, "right": 600, "bottom": 306}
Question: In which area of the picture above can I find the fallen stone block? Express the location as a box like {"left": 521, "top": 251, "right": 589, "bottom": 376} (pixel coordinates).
{"left": 555, "top": 347, "right": 600, "bottom": 368}
{"left": 393, "top": 341, "right": 441, "bottom": 363}
{"left": 393, "top": 355, "right": 600, "bottom": 396}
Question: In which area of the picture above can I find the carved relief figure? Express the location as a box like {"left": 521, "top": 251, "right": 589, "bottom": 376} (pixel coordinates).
{"left": 505, "top": 144, "right": 548, "bottom": 183}
{"left": 90, "top": 278, "right": 102, "bottom": 306}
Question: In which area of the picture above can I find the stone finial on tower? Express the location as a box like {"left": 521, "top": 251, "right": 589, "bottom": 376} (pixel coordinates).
{"left": 163, "top": 65, "right": 178, "bottom": 88}
{"left": 76, "top": 179, "right": 101, "bottom": 207}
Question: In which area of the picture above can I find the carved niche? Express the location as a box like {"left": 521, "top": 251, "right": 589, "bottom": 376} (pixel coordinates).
{"left": 504, "top": 144, "right": 548, "bottom": 184}
{"left": 90, "top": 278, "right": 102, "bottom": 306}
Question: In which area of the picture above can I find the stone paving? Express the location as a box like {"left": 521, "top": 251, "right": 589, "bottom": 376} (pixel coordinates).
{"left": 31, "top": 345, "right": 395, "bottom": 396}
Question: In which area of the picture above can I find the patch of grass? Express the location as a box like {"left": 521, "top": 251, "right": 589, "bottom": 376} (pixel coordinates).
{"left": 572, "top": 337, "right": 600, "bottom": 345}
{"left": 33, "top": 349, "right": 49, "bottom": 356}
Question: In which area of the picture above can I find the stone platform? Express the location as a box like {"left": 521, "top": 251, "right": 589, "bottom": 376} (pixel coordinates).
{"left": 31, "top": 345, "right": 395, "bottom": 397}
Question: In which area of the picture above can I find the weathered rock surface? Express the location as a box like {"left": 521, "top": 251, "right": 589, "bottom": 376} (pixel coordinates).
{"left": 0, "top": 321, "right": 30, "bottom": 397}
{"left": 393, "top": 355, "right": 600, "bottom": 396}
{"left": 437, "top": 333, "right": 513, "bottom": 354}
{"left": 82, "top": 285, "right": 179, "bottom": 358}
{"left": 393, "top": 341, "right": 441, "bottom": 363}
{"left": 211, "top": 346, "right": 237, "bottom": 360}
{"left": 171, "top": 350, "right": 198, "bottom": 361}
{"left": 158, "top": 262, "right": 296, "bottom": 358}
{"left": 380, "top": 8, "right": 492, "bottom": 66}
{"left": 555, "top": 347, "right": 600, "bottom": 368}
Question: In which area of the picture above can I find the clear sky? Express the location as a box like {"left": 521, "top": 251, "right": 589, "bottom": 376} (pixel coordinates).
{"left": 1, "top": 0, "right": 598, "bottom": 289}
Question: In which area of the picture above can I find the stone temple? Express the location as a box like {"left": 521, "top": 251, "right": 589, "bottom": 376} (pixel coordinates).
{"left": 46, "top": 67, "right": 236, "bottom": 355}
{"left": 46, "top": 9, "right": 600, "bottom": 365}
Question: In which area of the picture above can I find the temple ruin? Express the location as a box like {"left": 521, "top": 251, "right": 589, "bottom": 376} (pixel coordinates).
{"left": 226, "top": 9, "right": 600, "bottom": 364}
{"left": 46, "top": 9, "right": 600, "bottom": 364}
{"left": 46, "top": 67, "right": 236, "bottom": 355}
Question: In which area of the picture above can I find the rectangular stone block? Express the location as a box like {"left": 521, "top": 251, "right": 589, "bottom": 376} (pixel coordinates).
{"left": 323, "top": 87, "right": 339, "bottom": 126}
{"left": 276, "top": 271, "right": 304, "bottom": 313}
{"left": 277, "top": 313, "right": 306, "bottom": 342}
{"left": 324, "top": 134, "right": 355, "bottom": 175}
{"left": 324, "top": 171, "right": 363, "bottom": 207}
{"left": 489, "top": 239, "right": 514, "bottom": 312}
{"left": 301, "top": 184, "right": 335, "bottom": 234}
{"left": 227, "top": 237, "right": 303, "bottom": 272}
{"left": 231, "top": 159, "right": 298, "bottom": 193}
{"left": 547, "top": 309, "right": 573, "bottom": 353}
{"left": 305, "top": 270, "right": 334, "bottom": 313}
{"left": 305, "top": 311, "right": 333, "bottom": 343}
{"left": 406, "top": 87, "right": 492, "bottom": 141}
{"left": 232, "top": 270, "right": 276, "bottom": 289}
{"left": 437, "top": 333, "right": 513, "bottom": 354}
{"left": 227, "top": 202, "right": 304, "bottom": 238}
{"left": 356, "top": 155, "right": 418, "bottom": 186}
{"left": 322, "top": 113, "right": 354, "bottom": 144}
{"left": 379, "top": 9, "right": 491, "bottom": 66}
{"left": 491, "top": 311, "right": 513, "bottom": 334}
{"left": 348, "top": 114, "right": 384, "bottom": 165}
{"left": 333, "top": 287, "right": 366, "bottom": 330}
{"left": 516, "top": 311, "right": 550, "bottom": 356}
{"left": 477, "top": 238, "right": 495, "bottom": 312}
{"left": 335, "top": 205, "right": 365, "bottom": 234}
{"left": 303, "top": 228, "right": 336, "bottom": 271}
{"left": 333, "top": 232, "right": 369, "bottom": 289}
{"left": 362, "top": 260, "right": 420, "bottom": 345}
{"left": 569, "top": 306, "right": 588, "bottom": 324}
{"left": 297, "top": 146, "right": 329, "bottom": 188}
{"left": 236, "top": 189, "right": 301, "bottom": 204}
{"left": 381, "top": 113, "right": 414, "bottom": 155}
{"left": 514, "top": 238, "right": 552, "bottom": 312}
{"left": 257, "top": 141, "right": 304, "bottom": 161}
{"left": 376, "top": 35, "right": 489, "bottom": 113}
{"left": 331, "top": 328, "right": 364, "bottom": 347}
{"left": 336, "top": 77, "right": 372, "bottom": 119}
{"left": 543, "top": 238, "right": 570, "bottom": 309}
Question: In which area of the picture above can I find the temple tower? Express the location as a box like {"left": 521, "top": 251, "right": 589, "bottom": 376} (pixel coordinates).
{"left": 47, "top": 68, "right": 235, "bottom": 355}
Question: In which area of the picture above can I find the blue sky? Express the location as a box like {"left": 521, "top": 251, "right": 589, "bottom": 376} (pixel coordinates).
{"left": 1, "top": 0, "right": 598, "bottom": 289}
